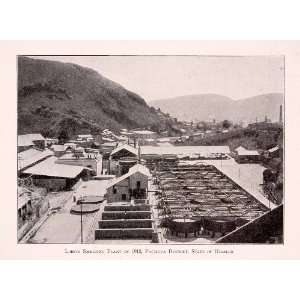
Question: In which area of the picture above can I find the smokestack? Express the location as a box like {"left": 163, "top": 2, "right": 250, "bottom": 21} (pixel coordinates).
{"left": 279, "top": 105, "right": 283, "bottom": 123}
{"left": 138, "top": 144, "right": 141, "bottom": 163}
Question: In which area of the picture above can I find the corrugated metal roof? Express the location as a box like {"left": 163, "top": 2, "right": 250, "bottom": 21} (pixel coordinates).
{"left": 23, "top": 156, "right": 87, "bottom": 178}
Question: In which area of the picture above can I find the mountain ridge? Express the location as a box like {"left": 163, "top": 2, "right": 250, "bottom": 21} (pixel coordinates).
{"left": 150, "top": 93, "right": 284, "bottom": 123}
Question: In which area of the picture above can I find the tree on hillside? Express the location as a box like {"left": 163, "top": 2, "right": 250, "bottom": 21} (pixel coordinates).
{"left": 222, "top": 120, "right": 232, "bottom": 129}
{"left": 58, "top": 129, "right": 69, "bottom": 144}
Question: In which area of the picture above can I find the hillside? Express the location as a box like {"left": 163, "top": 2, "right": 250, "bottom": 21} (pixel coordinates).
{"left": 18, "top": 56, "right": 169, "bottom": 137}
{"left": 150, "top": 93, "right": 284, "bottom": 123}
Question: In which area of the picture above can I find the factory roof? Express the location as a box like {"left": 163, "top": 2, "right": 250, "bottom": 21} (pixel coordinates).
{"left": 18, "top": 149, "right": 53, "bottom": 171}
{"left": 141, "top": 145, "right": 230, "bottom": 156}
{"left": 23, "top": 156, "right": 87, "bottom": 178}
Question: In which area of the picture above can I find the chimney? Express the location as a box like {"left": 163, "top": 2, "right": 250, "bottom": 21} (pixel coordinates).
{"left": 279, "top": 105, "right": 283, "bottom": 123}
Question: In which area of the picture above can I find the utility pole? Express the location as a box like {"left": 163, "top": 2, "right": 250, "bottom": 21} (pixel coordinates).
{"left": 80, "top": 198, "right": 83, "bottom": 244}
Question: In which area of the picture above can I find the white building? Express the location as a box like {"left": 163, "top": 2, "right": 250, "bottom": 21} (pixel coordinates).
{"left": 106, "top": 164, "right": 151, "bottom": 203}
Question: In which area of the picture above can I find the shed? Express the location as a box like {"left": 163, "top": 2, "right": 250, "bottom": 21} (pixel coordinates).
{"left": 234, "top": 146, "right": 260, "bottom": 163}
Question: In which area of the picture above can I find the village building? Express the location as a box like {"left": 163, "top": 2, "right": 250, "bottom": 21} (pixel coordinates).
{"left": 77, "top": 134, "right": 94, "bottom": 141}
{"left": 234, "top": 146, "right": 260, "bottom": 163}
{"left": 17, "top": 185, "right": 49, "bottom": 240}
{"left": 45, "top": 137, "right": 58, "bottom": 147}
{"left": 140, "top": 145, "right": 230, "bottom": 160}
{"left": 106, "top": 164, "right": 151, "bottom": 203}
{"left": 18, "top": 133, "right": 45, "bottom": 152}
{"left": 132, "top": 130, "right": 157, "bottom": 141}
{"left": 56, "top": 148, "right": 102, "bottom": 175}
{"left": 100, "top": 142, "right": 118, "bottom": 156}
{"left": 266, "top": 145, "right": 280, "bottom": 159}
{"left": 188, "top": 131, "right": 205, "bottom": 142}
{"left": 22, "top": 156, "right": 91, "bottom": 191}
{"left": 63, "top": 142, "right": 77, "bottom": 151}
{"left": 18, "top": 148, "right": 54, "bottom": 173}
{"left": 50, "top": 144, "right": 66, "bottom": 157}
{"left": 109, "top": 144, "right": 138, "bottom": 175}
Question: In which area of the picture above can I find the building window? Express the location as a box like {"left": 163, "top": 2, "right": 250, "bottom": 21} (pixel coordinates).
{"left": 122, "top": 194, "right": 127, "bottom": 201}
{"left": 113, "top": 187, "right": 117, "bottom": 194}
{"left": 136, "top": 181, "right": 141, "bottom": 189}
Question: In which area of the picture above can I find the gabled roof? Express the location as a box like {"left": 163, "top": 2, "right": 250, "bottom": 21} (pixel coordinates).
{"left": 110, "top": 144, "right": 138, "bottom": 157}
{"left": 18, "top": 134, "right": 45, "bottom": 147}
{"left": 18, "top": 149, "right": 53, "bottom": 171}
{"left": 235, "top": 146, "right": 247, "bottom": 152}
{"left": 23, "top": 156, "right": 87, "bottom": 178}
{"left": 129, "top": 164, "right": 151, "bottom": 177}
{"left": 107, "top": 164, "right": 150, "bottom": 188}
{"left": 235, "top": 146, "right": 259, "bottom": 156}
{"left": 268, "top": 146, "right": 279, "bottom": 153}
{"left": 18, "top": 135, "right": 34, "bottom": 147}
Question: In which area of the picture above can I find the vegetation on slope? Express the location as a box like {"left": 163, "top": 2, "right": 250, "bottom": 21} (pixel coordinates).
{"left": 18, "top": 56, "right": 176, "bottom": 137}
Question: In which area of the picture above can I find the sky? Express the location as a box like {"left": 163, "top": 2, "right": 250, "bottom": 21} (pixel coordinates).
{"left": 31, "top": 55, "right": 284, "bottom": 102}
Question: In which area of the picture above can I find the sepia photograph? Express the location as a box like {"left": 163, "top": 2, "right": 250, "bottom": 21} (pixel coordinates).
{"left": 17, "top": 55, "right": 284, "bottom": 245}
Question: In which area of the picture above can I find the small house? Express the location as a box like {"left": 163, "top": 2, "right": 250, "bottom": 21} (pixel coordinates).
{"left": 234, "top": 146, "right": 260, "bottom": 163}
{"left": 267, "top": 146, "right": 280, "bottom": 158}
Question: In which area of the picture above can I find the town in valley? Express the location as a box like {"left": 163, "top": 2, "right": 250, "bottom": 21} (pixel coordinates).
{"left": 17, "top": 56, "right": 284, "bottom": 245}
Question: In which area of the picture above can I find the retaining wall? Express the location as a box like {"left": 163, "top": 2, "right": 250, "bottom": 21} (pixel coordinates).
{"left": 104, "top": 204, "right": 150, "bottom": 211}
{"left": 95, "top": 228, "right": 153, "bottom": 239}
{"left": 102, "top": 211, "right": 152, "bottom": 220}
{"left": 99, "top": 219, "right": 153, "bottom": 229}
